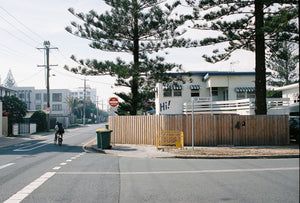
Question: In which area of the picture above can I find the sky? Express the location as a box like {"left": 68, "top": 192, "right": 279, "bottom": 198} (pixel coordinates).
{"left": 0, "top": 0, "right": 256, "bottom": 108}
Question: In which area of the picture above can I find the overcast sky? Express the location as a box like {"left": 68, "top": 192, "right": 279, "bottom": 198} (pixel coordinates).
{"left": 0, "top": 0, "right": 255, "bottom": 107}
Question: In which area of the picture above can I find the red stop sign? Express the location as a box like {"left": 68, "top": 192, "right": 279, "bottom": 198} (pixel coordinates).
{"left": 109, "top": 97, "right": 119, "bottom": 107}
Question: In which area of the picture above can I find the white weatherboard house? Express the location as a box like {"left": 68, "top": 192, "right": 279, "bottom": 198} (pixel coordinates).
{"left": 274, "top": 83, "right": 299, "bottom": 115}
{"left": 154, "top": 71, "right": 290, "bottom": 115}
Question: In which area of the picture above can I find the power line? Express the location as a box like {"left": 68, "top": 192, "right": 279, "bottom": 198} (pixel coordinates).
{"left": 0, "top": 14, "right": 41, "bottom": 45}
{"left": 0, "top": 26, "right": 38, "bottom": 49}
{"left": 0, "top": 6, "right": 45, "bottom": 42}
{"left": 17, "top": 69, "right": 44, "bottom": 84}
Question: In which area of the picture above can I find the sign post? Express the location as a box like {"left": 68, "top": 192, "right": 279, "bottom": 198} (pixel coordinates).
{"left": 109, "top": 97, "right": 119, "bottom": 146}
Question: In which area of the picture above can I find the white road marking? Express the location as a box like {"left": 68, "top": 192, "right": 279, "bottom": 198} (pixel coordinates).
{"left": 13, "top": 141, "right": 50, "bottom": 152}
{"left": 0, "top": 163, "right": 15, "bottom": 170}
{"left": 53, "top": 166, "right": 61, "bottom": 170}
{"left": 60, "top": 163, "right": 67, "bottom": 166}
{"left": 66, "top": 159, "right": 72, "bottom": 162}
{"left": 56, "top": 167, "right": 299, "bottom": 175}
{"left": 4, "top": 172, "right": 56, "bottom": 203}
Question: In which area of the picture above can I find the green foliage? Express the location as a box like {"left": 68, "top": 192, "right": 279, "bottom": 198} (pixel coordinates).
{"left": 267, "top": 41, "right": 299, "bottom": 86}
{"left": 185, "top": 0, "right": 298, "bottom": 115}
{"left": 65, "top": 96, "right": 108, "bottom": 123}
{"left": 1, "top": 96, "right": 27, "bottom": 135}
{"left": 186, "top": 0, "right": 298, "bottom": 63}
{"left": 266, "top": 90, "right": 282, "bottom": 98}
{"left": 116, "top": 88, "right": 155, "bottom": 115}
{"left": 65, "top": 0, "right": 197, "bottom": 115}
{"left": 30, "top": 110, "right": 47, "bottom": 132}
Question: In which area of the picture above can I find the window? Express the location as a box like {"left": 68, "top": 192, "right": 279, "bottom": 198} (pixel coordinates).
{"left": 248, "top": 93, "right": 255, "bottom": 98}
{"left": 52, "top": 104, "right": 62, "bottom": 111}
{"left": 173, "top": 89, "right": 182, "bottom": 97}
{"left": 35, "top": 105, "right": 41, "bottom": 110}
{"left": 43, "top": 105, "right": 47, "bottom": 110}
{"left": 163, "top": 89, "right": 172, "bottom": 97}
{"left": 191, "top": 90, "right": 200, "bottom": 97}
{"left": 212, "top": 87, "right": 218, "bottom": 96}
{"left": 237, "top": 92, "right": 246, "bottom": 99}
{"left": 19, "top": 93, "right": 24, "bottom": 99}
{"left": 43, "top": 93, "right": 47, "bottom": 102}
{"left": 52, "top": 93, "right": 62, "bottom": 102}
{"left": 35, "top": 93, "right": 41, "bottom": 100}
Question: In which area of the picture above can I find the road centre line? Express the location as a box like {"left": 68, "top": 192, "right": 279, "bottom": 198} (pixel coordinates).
{"left": 4, "top": 172, "right": 56, "bottom": 203}
{"left": 0, "top": 163, "right": 15, "bottom": 170}
{"left": 56, "top": 167, "right": 299, "bottom": 175}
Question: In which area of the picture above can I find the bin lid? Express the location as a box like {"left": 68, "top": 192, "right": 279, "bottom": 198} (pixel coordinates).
{"left": 96, "top": 128, "right": 112, "bottom": 132}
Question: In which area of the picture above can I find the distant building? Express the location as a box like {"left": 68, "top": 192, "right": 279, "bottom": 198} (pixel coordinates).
{"left": 12, "top": 87, "right": 71, "bottom": 117}
{"left": 71, "top": 86, "right": 97, "bottom": 104}
{"left": 0, "top": 85, "right": 16, "bottom": 136}
{"left": 0, "top": 85, "right": 16, "bottom": 97}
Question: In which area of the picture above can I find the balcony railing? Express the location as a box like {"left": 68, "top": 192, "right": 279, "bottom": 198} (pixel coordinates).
{"left": 183, "top": 98, "right": 291, "bottom": 115}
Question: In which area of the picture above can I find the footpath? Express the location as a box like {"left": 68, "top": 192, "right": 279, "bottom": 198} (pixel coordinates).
{"left": 1, "top": 133, "right": 299, "bottom": 159}
{"left": 0, "top": 132, "right": 53, "bottom": 148}
{"left": 83, "top": 138, "right": 299, "bottom": 159}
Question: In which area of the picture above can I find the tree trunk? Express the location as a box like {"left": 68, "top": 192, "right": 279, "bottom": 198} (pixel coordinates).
{"left": 131, "top": 0, "right": 139, "bottom": 115}
{"left": 255, "top": 0, "right": 267, "bottom": 115}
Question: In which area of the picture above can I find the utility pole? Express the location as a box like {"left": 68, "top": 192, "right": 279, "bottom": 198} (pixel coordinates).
{"left": 37, "top": 41, "right": 58, "bottom": 131}
{"left": 83, "top": 77, "right": 87, "bottom": 125}
{"left": 96, "top": 96, "right": 99, "bottom": 123}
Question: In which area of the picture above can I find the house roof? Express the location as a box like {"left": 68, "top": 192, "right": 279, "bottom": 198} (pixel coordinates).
{"left": 274, "top": 83, "right": 299, "bottom": 91}
{"left": 0, "top": 85, "right": 16, "bottom": 92}
{"left": 169, "top": 71, "right": 271, "bottom": 77}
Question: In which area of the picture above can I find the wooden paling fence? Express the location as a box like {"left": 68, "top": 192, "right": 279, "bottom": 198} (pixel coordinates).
{"left": 108, "top": 115, "right": 289, "bottom": 146}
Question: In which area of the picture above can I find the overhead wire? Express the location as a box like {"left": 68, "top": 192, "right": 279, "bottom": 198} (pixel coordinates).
{"left": 0, "top": 5, "right": 117, "bottom": 91}
{"left": 0, "top": 6, "right": 45, "bottom": 42}
{"left": 17, "top": 69, "right": 44, "bottom": 84}
{"left": 0, "top": 14, "right": 41, "bottom": 46}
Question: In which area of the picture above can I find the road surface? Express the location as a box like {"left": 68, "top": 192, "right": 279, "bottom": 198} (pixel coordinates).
{"left": 1, "top": 124, "right": 299, "bottom": 202}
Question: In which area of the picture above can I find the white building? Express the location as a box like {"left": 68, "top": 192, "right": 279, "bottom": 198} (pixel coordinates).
{"left": 71, "top": 86, "right": 97, "bottom": 104}
{"left": 0, "top": 85, "right": 17, "bottom": 137}
{"left": 155, "top": 71, "right": 275, "bottom": 115}
{"left": 12, "top": 87, "right": 71, "bottom": 116}
{"left": 275, "top": 83, "right": 299, "bottom": 115}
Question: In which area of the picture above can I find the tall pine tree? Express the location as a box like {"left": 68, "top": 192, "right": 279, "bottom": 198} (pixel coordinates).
{"left": 267, "top": 41, "right": 299, "bottom": 86}
{"left": 186, "top": 0, "right": 298, "bottom": 115}
{"left": 65, "top": 0, "right": 198, "bottom": 115}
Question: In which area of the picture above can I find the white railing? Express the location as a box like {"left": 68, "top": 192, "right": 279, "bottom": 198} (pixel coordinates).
{"left": 183, "top": 98, "right": 290, "bottom": 115}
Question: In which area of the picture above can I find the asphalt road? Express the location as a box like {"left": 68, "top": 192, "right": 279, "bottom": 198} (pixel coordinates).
{"left": 0, "top": 124, "right": 299, "bottom": 203}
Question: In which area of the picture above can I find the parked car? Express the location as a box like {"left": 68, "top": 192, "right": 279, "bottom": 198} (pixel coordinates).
{"left": 289, "top": 116, "right": 299, "bottom": 143}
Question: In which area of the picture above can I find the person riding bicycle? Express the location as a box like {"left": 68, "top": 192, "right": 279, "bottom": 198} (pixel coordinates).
{"left": 54, "top": 121, "right": 64, "bottom": 142}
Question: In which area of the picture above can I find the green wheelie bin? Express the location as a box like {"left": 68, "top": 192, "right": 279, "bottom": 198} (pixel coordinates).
{"left": 96, "top": 129, "right": 112, "bottom": 149}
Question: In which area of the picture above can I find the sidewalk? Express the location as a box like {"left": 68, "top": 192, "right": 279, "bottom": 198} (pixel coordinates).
{"left": 1, "top": 132, "right": 298, "bottom": 159}
{"left": 0, "top": 132, "right": 53, "bottom": 148}
{"left": 84, "top": 138, "right": 300, "bottom": 159}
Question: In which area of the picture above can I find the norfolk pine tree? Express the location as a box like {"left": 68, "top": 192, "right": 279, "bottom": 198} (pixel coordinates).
{"left": 267, "top": 41, "right": 299, "bottom": 86}
{"left": 186, "top": 0, "right": 298, "bottom": 115}
{"left": 65, "top": 0, "right": 199, "bottom": 115}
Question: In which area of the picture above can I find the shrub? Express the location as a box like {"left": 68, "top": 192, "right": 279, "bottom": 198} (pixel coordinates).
{"left": 30, "top": 110, "right": 47, "bottom": 132}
